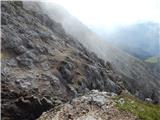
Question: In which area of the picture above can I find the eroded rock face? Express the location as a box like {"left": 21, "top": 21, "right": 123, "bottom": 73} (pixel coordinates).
{"left": 1, "top": 1, "right": 123, "bottom": 120}
{"left": 37, "top": 90, "right": 137, "bottom": 120}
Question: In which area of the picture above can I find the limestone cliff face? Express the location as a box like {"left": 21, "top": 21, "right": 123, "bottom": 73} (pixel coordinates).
{"left": 1, "top": 1, "right": 122, "bottom": 120}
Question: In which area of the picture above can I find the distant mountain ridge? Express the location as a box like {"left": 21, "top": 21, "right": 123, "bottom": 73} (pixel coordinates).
{"left": 91, "top": 22, "right": 159, "bottom": 60}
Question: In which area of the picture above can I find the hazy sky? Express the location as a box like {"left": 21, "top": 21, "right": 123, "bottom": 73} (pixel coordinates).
{"left": 44, "top": 0, "right": 159, "bottom": 28}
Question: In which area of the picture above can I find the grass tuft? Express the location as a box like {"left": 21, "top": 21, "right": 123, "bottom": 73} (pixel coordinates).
{"left": 145, "top": 56, "right": 159, "bottom": 64}
{"left": 114, "top": 93, "right": 160, "bottom": 120}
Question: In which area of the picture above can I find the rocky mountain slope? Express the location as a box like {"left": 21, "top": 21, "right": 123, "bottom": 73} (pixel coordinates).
{"left": 1, "top": 1, "right": 160, "bottom": 120}
{"left": 1, "top": 1, "right": 123, "bottom": 120}
{"left": 40, "top": 2, "right": 160, "bottom": 103}
{"left": 37, "top": 90, "right": 137, "bottom": 120}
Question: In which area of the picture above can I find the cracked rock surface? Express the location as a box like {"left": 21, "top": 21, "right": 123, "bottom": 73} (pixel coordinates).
{"left": 37, "top": 90, "right": 137, "bottom": 120}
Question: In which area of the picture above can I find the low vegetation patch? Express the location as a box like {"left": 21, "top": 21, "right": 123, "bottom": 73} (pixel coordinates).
{"left": 114, "top": 93, "right": 160, "bottom": 120}
{"left": 145, "top": 56, "right": 159, "bottom": 64}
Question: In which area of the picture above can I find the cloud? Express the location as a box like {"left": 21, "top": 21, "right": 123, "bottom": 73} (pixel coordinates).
{"left": 43, "top": 0, "right": 159, "bottom": 28}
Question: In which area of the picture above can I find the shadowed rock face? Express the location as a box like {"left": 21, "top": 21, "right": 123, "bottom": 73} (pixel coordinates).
{"left": 1, "top": 1, "right": 123, "bottom": 120}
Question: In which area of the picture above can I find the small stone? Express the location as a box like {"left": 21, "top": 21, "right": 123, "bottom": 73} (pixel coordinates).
{"left": 15, "top": 79, "right": 21, "bottom": 84}
{"left": 15, "top": 45, "right": 27, "bottom": 54}
{"left": 118, "top": 98, "right": 125, "bottom": 105}
{"left": 68, "top": 113, "right": 73, "bottom": 120}
{"left": 41, "top": 62, "right": 50, "bottom": 71}
{"left": 41, "top": 97, "right": 53, "bottom": 109}
{"left": 145, "top": 98, "right": 152, "bottom": 103}
{"left": 16, "top": 56, "right": 34, "bottom": 69}
{"left": 7, "top": 58, "right": 17, "bottom": 67}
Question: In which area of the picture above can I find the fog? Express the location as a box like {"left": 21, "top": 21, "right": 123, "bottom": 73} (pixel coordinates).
{"left": 92, "top": 22, "right": 160, "bottom": 59}
{"left": 23, "top": 1, "right": 160, "bottom": 86}
{"left": 39, "top": 0, "right": 159, "bottom": 60}
{"left": 39, "top": 1, "right": 145, "bottom": 63}
{"left": 44, "top": 0, "right": 160, "bottom": 29}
